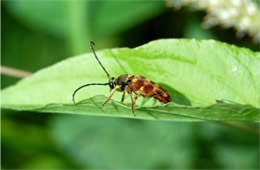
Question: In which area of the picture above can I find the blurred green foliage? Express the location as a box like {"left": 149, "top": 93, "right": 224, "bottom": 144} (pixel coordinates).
{"left": 1, "top": 0, "right": 259, "bottom": 169}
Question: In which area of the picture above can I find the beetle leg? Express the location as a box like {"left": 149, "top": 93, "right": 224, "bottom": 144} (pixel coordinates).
{"left": 127, "top": 87, "right": 138, "bottom": 116}
{"left": 121, "top": 90, "right": 126, "bottom": 103}
{"left": 129, "top": 92, "right": 136, "bottom": 116}
{"left": 134, "top": 95, "right": 139, "bottom": 109}
{"left": 102, "top": 88, "right": 118, "bottom": 106}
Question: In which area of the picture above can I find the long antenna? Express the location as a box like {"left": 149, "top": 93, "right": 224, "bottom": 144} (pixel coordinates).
{"left": 90, "top": 41, "right": 111, "bottom": 80}
{"left": 72, "top": 82, "right": 109, "bottom": 105}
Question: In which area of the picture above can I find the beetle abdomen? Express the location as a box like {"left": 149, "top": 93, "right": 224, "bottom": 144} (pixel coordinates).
{"left": 128, "top": 74, "right": 171, "bottom": 103}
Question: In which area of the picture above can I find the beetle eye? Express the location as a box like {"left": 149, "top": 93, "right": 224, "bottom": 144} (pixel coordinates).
{"left": 109, "top": 82, "right": 114, "bottom": 88}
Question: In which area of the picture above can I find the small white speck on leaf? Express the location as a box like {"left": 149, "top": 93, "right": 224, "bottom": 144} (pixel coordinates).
{"left": 232, "top": 66, "right": 238, "bottom": 72}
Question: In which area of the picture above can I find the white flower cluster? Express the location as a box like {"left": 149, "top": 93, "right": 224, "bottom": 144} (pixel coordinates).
{"left": 167, "top": 0, "right": 260, "bottom": 43}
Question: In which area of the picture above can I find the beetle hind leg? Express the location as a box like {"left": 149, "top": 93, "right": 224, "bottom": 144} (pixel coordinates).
{"left": 128, "top": 92, "right": 139, "bottom": 116}
{"left": 128, "top": 92, "right": 136, "bottom": 116}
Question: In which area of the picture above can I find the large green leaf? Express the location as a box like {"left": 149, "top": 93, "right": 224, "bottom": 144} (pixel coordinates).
{"left": 1, "top": 39, "right": 260, "bottom": 121}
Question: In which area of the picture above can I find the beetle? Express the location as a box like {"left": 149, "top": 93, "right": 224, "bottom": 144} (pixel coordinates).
{"left": 72, "top": 41, "right": 171, "bottom": 116}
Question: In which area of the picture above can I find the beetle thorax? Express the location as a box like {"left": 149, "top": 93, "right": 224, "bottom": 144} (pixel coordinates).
{"left": 116, "top": 74, "right": 134, "bottom": 86}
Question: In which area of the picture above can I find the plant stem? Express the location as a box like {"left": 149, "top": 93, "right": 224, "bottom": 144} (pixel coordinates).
{"left": 0, "top": 65, "right": 32, "bottom": 78}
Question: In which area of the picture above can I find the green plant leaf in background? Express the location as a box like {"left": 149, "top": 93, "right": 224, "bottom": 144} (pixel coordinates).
{"left": 4, "top": 1, "right": 165, "bottom": 54}
{"left": 1, "top": 39, "right": 260, "bottom": 121}
{"left": 90, "top": 1, "right": 165, "bottom": 37}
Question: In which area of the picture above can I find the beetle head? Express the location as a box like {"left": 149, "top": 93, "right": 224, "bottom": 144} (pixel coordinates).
{"left": 108, "top": 77, "right": 117, "bottom": 90}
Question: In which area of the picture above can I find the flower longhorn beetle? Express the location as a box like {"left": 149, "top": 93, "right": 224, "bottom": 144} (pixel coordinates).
{"left": 72, "top": 42, "right": 171, "bottom": 116}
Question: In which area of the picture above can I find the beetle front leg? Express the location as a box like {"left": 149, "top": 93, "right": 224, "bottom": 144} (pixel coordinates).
{"left": 102, "top": 88, "right": 120, "bottom": 107}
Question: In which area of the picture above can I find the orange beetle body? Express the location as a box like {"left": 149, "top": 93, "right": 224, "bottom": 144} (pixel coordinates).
{"left": 127, "top": 74, "right": 171, "bottom": 104}
{"left": 101, "top": 74, "right": 171, "bottom": 115}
